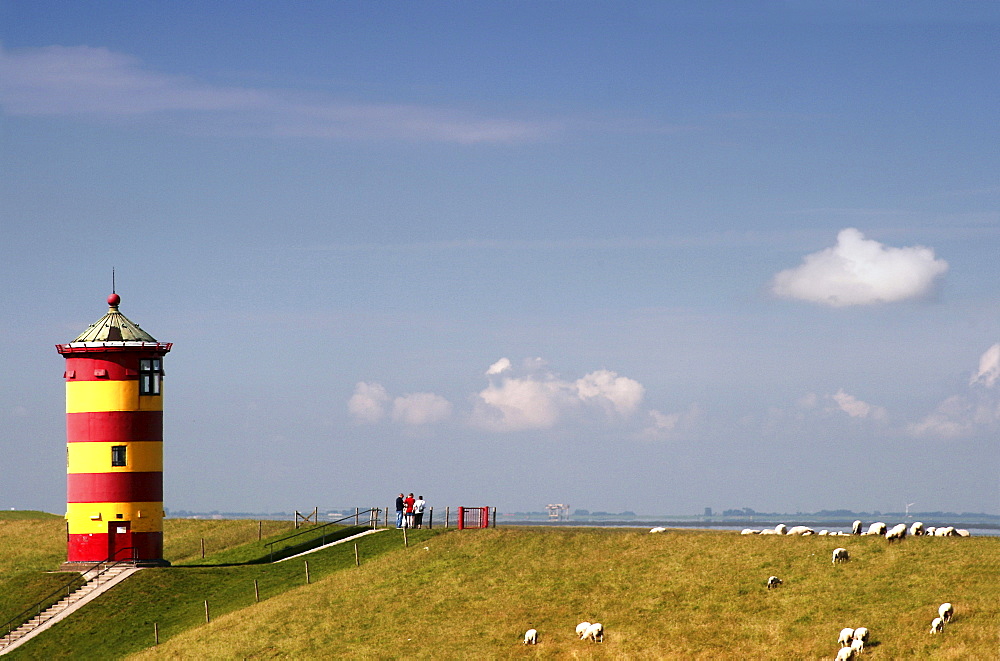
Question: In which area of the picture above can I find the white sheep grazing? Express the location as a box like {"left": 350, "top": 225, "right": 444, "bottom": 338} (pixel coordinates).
{"left": 767, "top": 576, "right": 782, "bottom": 589}
{"left": 909, "top": 521, "right": 924, "bottom": 536}
{"left": 787, "top": 525, "right": 815, "bottom": 535}
{"left": 939, "top": 602, "right": 953, "bottom": 622}
{"left": 649, "top": 526, "right": 667, "bottom": 533}
{"left": 818, "top": 529, "right": 829, "bottom": 535}
{"left": 885, "top": 523, "right": 907, "bottom": 543}
{"left": 832, "top": 547, "right": 849, "bottom": 564}
{"left": 866, "top": 522, "right": 887, "bottom": 536}
{"left": 775, "top": 523, "right": 788, "bottom": 535}
{"left": 836, "top": 645, "right": 856, "bottom": 660}
{"left": 838, "top": 627, "right": 855, "bottom": 646}
{"left": 741, "top": 528, "right": 759, "bottom": 535}
{"left": 851, "top": 520, "right": 863, "bottom": 535}
{"left": 850, "top": 637, "right": 865, "bottom": 655}
{"left": 930, "top": 617, "right": 944, "bottom": 634}
{"left": 956, "top": 528, "right": 971, "bottom": 537}
{"left": 576, "top": 622, "right": 591, "bottom": 638}
{"left": 523, "top": 629, "right": 537, "bottom": 644}
{"left": 924, "top": 526, "right": 936, "bottom": 536}
{"left": 760, "top": 528, "right": 779, "bottom": 535}
{"left": 853, "top": 627, "right": 869, "bottom": 643}
{"left": 582, "top": 622, "right": 604, "bottom": 642}
{"left": 935, "top": 526, "right": 956, "bottom": 537}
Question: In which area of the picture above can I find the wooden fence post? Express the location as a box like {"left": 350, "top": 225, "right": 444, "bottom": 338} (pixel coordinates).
{"left": 201, "top": 537, "right": 205, "bottom": 559}
{"left": 403, "top": 526, "right": 408, "bottom": 547}
{"left": 445, "top": 506, "right": 450, "bottom": 529}
{"left": 305, "top": 560, "right": 310, "bottom": 584}
{"left": 254, "top": 579, "right": 259, "bottom": 603}
{"left": 204, "top": 600, "right": 210, "bottom": 623}
{"left": 258, "top": 520, "right": 262, "bottom": 541}
{"left": 154, "top": 622, "right": 159, "bottom": 645}
{"left": 428, "top": 507, "right": 433, "bottom": 529}
{"left": 355, "top": 543, "right": 360, "bottom": 567}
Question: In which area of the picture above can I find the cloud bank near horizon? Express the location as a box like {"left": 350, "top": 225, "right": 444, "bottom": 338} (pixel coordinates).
{"left": 771, "top": 228, "right": 948, "bottom": 307}
{"left": 349, "top": 343, "right": 1000, "bottom": 443}
{"left": 349, "top": 358, "right": 697, "bottom": 438}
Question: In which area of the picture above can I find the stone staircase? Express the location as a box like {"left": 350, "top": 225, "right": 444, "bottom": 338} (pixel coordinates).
{"left": 0, "top": 564, "right": 138, "bottom": 655}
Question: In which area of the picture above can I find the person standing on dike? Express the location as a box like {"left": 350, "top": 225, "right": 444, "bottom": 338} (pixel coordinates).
{"left": 413, "top": 495, "right": 426, "bottom": 528}
{"left": 395, "top": 493, "right": 405, "bottom": 529}
{"left": 404, "top": 493, "right": 416, "bottom": 528}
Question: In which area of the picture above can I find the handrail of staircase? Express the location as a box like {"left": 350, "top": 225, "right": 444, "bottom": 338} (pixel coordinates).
{"left": 0, "top": 548, "right": 138, "bottom": 645}
{"left": 265, "top": 508, "right": 380, "bottom": 562}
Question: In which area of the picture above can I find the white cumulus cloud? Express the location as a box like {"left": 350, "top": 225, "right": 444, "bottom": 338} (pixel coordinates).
{"left": 392, "top": 393, "right": 453, "bottom": 426}
{"left": 771, "top": 228, "right": 948, "bottom": 306}
{"left": 639, "top": 405, "right": 702, "bottom": 441}
{"left": 971, "top": 343, "right": 1000, "bottom": 387}
{"left": 830, "top": 389, "right": 887, "bottom": 421}
{"left": 473, "top": 360, "right": 647, "bottom": 432}
{"left": 474, "top": 376, "right": 575, "bottom": 431}
{"left": 575, "top": 369, "right": 645, "bottom": 416}
{"left": 348, "top": 382, "right": 390, "bottom": 424}
{"left": 485, "top": 357, "right": 511, "bottom": 375}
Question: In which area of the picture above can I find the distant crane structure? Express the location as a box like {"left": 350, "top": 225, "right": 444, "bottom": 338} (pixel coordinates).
{"left": 546, "top": 504, "right": 570, "bottom": 521}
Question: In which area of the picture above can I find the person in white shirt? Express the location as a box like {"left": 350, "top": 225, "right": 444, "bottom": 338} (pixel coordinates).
{"left": 413, "top": 496, "right": 426, "bottom": 528}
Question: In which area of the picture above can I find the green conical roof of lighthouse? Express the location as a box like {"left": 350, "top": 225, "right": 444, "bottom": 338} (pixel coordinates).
{"left": 71, "top": 293, "right": 158, "bottom": 343}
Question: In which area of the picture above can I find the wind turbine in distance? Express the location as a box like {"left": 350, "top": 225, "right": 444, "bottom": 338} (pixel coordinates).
{"left": 906, "top": 502, "right": 915, "bottom": 519}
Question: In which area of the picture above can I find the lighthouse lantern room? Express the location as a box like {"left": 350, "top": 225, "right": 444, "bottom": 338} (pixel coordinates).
{"left": 56, "top": 292, "right": 171, "bottom": 567}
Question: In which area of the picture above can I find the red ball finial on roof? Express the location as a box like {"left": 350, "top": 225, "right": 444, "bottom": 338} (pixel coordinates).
{"left": 108, "top": 293, "right": 121, "bottom": 307}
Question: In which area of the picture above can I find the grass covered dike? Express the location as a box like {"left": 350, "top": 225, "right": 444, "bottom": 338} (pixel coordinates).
{"left": 7, "top": 522, "right": 1000, "bottom": 659}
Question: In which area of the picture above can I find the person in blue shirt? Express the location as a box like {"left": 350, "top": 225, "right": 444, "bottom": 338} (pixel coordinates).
{"left": 395, "top": 493, "right": 405, "bottom": 528}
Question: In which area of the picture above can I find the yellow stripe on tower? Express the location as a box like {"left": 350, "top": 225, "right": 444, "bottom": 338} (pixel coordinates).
{"left": 66, "top": 381, "right": 164, "bottom": 412}
{"left": 67, "top": 441, "right": 163, "bottom": 473}
{"left": 66, "top": 502, "right": 164, "bottom": 534}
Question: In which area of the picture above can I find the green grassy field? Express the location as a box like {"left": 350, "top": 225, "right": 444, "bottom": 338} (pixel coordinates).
{"left": 4, "top": 520, "right": 999, "bottom": 659}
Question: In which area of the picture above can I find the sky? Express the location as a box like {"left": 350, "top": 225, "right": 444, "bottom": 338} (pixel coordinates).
{"left": 1, "top": 2, "right": 998, "bottom": 517}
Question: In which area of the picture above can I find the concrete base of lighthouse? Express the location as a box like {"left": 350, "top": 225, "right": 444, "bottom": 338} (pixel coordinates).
{"left": 59, "top": 558, "right": 171, "bottom": 572}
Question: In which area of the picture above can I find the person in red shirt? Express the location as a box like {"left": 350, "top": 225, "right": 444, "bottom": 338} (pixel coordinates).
{"left": 404, "top": 493, "right": 416, "bottom": 528}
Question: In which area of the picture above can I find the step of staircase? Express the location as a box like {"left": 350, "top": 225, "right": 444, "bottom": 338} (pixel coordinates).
{"left": 0, "top": 565, "right": 142, "bottom": 656}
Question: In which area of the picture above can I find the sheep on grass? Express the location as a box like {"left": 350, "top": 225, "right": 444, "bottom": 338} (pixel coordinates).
{"left": 885, "top": 523, "right": 907, "bottom": 543}
{"left": 582, "top": 622, "right": 604, "bottom": 642}
{"left": 835, "top": 645, "right": 856, "bottom": 660}
{"left": 832, "top": 547, "right": 849, "bottom": 564}
{"left": 523, "top": 629, "right": 537, "bottom": 644}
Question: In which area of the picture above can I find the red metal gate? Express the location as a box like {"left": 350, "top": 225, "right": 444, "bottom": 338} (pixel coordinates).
{"left": 456, "top": 506, "right": 491, "bottom": 530}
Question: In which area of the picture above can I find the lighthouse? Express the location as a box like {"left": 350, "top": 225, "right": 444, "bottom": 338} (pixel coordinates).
{"left": 56, "top": 293, "right": 172, "bottom": 566}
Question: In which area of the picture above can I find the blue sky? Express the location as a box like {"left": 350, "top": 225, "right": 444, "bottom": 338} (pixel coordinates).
{"left": 2, "top": 2, "right": 998, "bottom": 516}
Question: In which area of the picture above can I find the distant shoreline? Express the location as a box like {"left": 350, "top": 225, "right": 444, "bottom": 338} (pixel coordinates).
{"left": 500, "top": 519, "right": 1000, "bottom": 533}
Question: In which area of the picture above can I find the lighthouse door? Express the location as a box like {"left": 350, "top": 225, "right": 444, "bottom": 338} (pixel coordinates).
{"left": 108, "top": 521, "right": 133, "bottom": 561}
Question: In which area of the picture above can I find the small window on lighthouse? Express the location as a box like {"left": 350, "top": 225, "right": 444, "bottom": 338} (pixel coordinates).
{"left": 139, "top": 358, "right": 163, "bottom": 395}
{"left": 111, "top": 445, "right": 127, "bottom": 467}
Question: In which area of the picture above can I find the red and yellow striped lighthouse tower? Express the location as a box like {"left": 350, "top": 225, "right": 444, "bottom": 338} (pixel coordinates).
{"left": 56, "top": 292, "right": 171, "bottom": 566}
